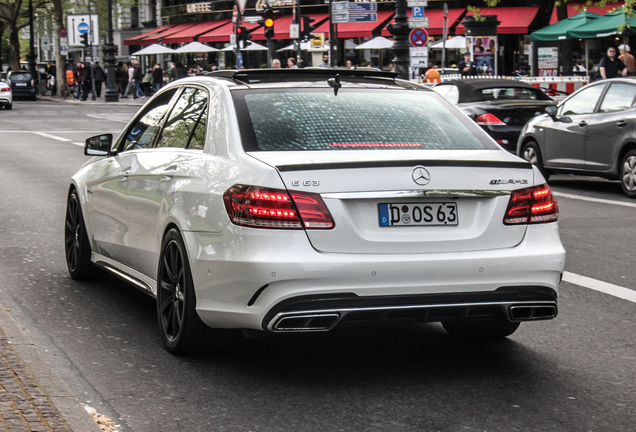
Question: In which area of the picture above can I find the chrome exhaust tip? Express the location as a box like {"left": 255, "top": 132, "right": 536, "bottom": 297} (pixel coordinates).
{"left": 271, "top": 313, "right": 341, "bottom": 332}
{"left": 509, "top": 304, "right": 557, "bottom": 321}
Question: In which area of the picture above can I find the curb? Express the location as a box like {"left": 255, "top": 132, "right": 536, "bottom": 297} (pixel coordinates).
{"left": 0, "top": 307, "right": 103, "bottom": 432}
{"left": 38, "top": 95, "right": 146, "bottom": 107}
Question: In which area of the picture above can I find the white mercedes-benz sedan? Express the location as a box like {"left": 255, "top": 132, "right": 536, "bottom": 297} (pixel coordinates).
{"left": 65, "top": 69, "right": 565, "bottom": 354}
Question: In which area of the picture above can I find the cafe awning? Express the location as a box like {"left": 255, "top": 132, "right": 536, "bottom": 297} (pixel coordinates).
{"left": 530, "top": 11, "right": 601, "bottom": 41}
{"left": 124, "top": 23, "right": 175, "bottom": 46}
{"left": 138, "top": 22, "right": 201, "bottom": 45}
{"left": 381, "top": 8, "right": 465, "bottom": 37}
{"left": 161, "top": 20, "right": 230, "bottom": 44}
{"left": 312, "top": 10, "right": 394, "bottom": 39}
{"left": 549, "top": 1, "right": 624, "bottom": 25}
{"left": 568, "top": 8, "right": 636, "bottom": 39}
{"left": 456, "top": 7, "right": 540, "bottom": 34}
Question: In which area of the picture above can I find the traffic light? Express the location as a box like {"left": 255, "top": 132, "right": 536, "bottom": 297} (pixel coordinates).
{"left": 80, "top": 32, "right": 89, "bottom": 47}
{"left": 300, "top": 15, "right": 316, "bottom": 41}
{"left": 258, "top": 7, "right": 278, "bottom": 40}
{"left": 236, "top": 26, "right": 252, "bottom": 48}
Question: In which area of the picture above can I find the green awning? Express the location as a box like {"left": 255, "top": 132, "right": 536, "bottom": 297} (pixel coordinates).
{"left": 568, "top": 8, "right": 636, "bottom": 38}
{"left": 530, "top": 11, "right": 600, "bottom": 42}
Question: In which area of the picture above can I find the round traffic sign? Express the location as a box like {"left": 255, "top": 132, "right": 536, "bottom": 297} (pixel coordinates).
{"left": 78, "top": 22, "right": 90, "bottom": 34}
{"left": 409, "top": 28, "right": 428, "bottom": 47}
{"left": 60, "top": 28, "right": 67, "bottom": 38}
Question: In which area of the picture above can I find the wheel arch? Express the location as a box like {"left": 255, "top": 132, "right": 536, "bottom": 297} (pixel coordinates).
{"left": 617, "top": 142, "right": 636, "bottom": 174}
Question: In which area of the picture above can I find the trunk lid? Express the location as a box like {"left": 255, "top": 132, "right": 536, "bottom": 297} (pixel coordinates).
{"left": 250, "top": 150, "right": 534, "bottom": 254}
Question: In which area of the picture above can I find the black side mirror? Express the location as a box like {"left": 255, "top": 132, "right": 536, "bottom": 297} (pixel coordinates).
{"left": 85, "top": 134, "right": 113, "bottom": 157}
{"left": 545, "top": 105, "right": 557, "bottom": 118}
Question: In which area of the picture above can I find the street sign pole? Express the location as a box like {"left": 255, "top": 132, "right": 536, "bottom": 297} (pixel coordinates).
{"left": 88, "top": 0, "right": 96, "bottom": 100}
{"left": 442, "top": 2, "right": 448, "bottom": 73}
{"left": 329, "top": 0, "right": 336, "bottom": 67}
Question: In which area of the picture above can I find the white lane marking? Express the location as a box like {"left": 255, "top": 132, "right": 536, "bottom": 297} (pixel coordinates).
{"left": 553, "top": 191, "right": 636, "bottom": 209}
{"left": 86, "top": 114, "right": 129, "bottom": 123}
{"left": 32, "top": 132, "right": 72, "bottom": 142}
{"left": 564, "top": 271, "right": 636, "bottom": 303}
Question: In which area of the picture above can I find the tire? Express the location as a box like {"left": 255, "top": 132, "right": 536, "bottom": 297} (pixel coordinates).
{"left": 521, "top": 140, "right": 550, "bottom": 181}
{"left": 6, "top": 103, "right": 12, "bottom": 110}
{"left": 442, "top": 318, "right": 520, "bottom": 340}
{"left": 157, "top": 228, "right": 231, "bottom": 355}
{"left": 64, "top": 190, "right": 94, "bottom": 280}
{"left": 620, "top": 149, "right": 636, "bottom": 198}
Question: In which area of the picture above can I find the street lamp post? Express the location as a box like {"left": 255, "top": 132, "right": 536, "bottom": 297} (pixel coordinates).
{"left": 387, "top": 0, "right": 409, "bottom": 79}
{"left": 104, "top": 0, "right": 119, "bottom": 102}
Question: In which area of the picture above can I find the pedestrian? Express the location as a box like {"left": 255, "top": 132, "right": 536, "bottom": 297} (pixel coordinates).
{"left": 272, "top": 59, "right": 281, "bottom": 68}
{"left": 142, "top": 68, "right": 153, "bottom": 95}
{"left": 176, "top": 62, "right": 188, "bottom": 79}
{"left": 618, "top": 44, "right": 636, "bottom": 76}
{"left": 93, "top": 61, "right": 104, "bottom": 98}
{"left": 169, "top": 62, "right": 178, "bottom": 82}
{"left": 74, "top": 62, "right": 86, "bottom": 101}
{"left": 346, "top": 59, "right": 354, "bottom": 69}
{"left": 595, "top": 46, "right": 627, "bottom": 80}
{"left": 458, "top": 52, "right": 478, "bottom": 77}
{"left": 287, "top": 57, "right": 298, "bottom": 69}
{"left": 317, "top": 54, "right": 329, "bottom": 68}
{"left": 132, "top": 59, "right": 145, "bottom": 99}
{"left": 119, "top": 63, "right": 130, "bottom": 98}
{"left": 151, "top": 63, "right": 163, "bottom": 93}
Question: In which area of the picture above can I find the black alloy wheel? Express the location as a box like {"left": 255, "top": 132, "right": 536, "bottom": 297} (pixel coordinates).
{"left": 64, "top": 190, "right": 94, "bottom": 280}
{"left": 157, "top": 229, "right": 224, "bottom": 354}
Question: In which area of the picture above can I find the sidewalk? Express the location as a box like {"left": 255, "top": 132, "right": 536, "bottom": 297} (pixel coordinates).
{"left": 0, "top": 306, "right": 103, "bottom": 432}
{"left": 38, "top": 93, "right": 147, "bottom": 107}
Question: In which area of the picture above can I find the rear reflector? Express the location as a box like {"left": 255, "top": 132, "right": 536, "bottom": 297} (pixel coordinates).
{"left": 224, "top": 185, "right": 334, "bottom": 230}
{"left": 504, "top": 184, "right": 558, "bottom": 225}
{"left": 476, "top": 113, "right": 505, "bottom": 125}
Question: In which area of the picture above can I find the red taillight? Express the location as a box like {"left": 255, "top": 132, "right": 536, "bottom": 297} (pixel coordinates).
{"left": 0, "top": 87, "right": 10, "bottom": 92}
{"left": 504, "top": 184, "right": 558, "bottom": 225}
{"left": 223, "top": 185, "right": 334, "bottom": 230}
{"left": 475, "top": 113, "right": 505, "bottom": 125}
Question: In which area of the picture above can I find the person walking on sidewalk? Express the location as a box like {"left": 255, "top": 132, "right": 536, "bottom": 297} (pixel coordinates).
{"left": 93, "top": 61, "right": 105, "bottom": 98}
{"left": 74, "top": 62, "right": 86, "bottom": 101}
{"left": 132, "top": 59, "right": 145, "bottom": 99}
{"left": 152, "top": 63, "right": 163, "bottom": 93}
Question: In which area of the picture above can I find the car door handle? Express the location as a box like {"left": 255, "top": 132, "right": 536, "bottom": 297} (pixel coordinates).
{"left": 579, "top": 121, "right": 587, "bottom": 127}
{"left": 617, "top": 120, "right": 627, "bottom": 127}
{"left": 161, "top": 165, "right": 177, "bottom": 181}
{"left": 120, "top": 169, "right": 130, "bottom": 181}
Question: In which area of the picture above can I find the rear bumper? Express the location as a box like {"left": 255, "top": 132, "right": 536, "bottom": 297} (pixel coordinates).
{"left": 11, "top": 88, "right": 35, "bottom": 98}
{"left": 183, "top": 223, "right": 565, "bottom": 332}
{"left": 265, "top": 287, "right": 558, "bottom": 332}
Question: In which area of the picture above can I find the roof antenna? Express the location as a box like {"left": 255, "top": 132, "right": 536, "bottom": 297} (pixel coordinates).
{"left": 327, "top": 74, "right": 342, "bottom": 96}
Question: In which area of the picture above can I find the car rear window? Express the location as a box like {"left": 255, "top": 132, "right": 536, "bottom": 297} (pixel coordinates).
{"left": 234, "top": 89, "right": 495, "bottom": 151}
{"left": 10, "top": 73, "right": 32, "bottom": 83}
{"left": 480, "top": 87, "right": 546, "bottom": 101}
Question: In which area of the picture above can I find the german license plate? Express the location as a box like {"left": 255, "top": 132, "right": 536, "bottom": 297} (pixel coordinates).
{"left": 16, "top": 83, "right": 27, "bottom": 87}
{"left": 379, "top": 202, "right": 458, "bottom": 226}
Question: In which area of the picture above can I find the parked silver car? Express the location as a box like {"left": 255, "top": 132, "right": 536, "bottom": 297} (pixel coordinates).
{"left": 518, "top": 77, "right": 636, "bottom": 197}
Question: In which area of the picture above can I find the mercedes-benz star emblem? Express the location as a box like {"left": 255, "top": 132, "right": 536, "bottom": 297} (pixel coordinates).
{"left": 412, "top": 166, "right": 431, "bottom": 186}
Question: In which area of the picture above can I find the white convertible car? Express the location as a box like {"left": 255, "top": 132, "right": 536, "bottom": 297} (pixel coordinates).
{"left": 65, "top": 69, "right": 565, "bottom": 354}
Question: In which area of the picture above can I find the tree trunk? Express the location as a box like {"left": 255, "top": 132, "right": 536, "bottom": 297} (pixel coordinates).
{"left": 556, "top": 2, "right": 572, "bottom": 75}
{"left": 7, "top": 20, "right": 21, "bottom": 71}
{"left": 51, "top": 0, "right": 65, "bottom": 97}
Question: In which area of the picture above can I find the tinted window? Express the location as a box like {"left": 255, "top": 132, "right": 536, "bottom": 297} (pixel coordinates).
{"left": 599, "top": 83, "right": 636, "bottom": 112}
{"left": 560, "top": 84, "right": 606, "bottom": 115}
{"left": 121, "top": 89, "right": 178, "bottom": 152}
{"left": 157, "top": 87, "right": 208, "bottom": 149}
{"left": 480, "top": 87, "right": 544, "bottom": 101}
{"left": 9, "top": 72, "right": 32, "bottom": 83}
{"left": 236, "top": 89, "right": 490, "bottom": 151}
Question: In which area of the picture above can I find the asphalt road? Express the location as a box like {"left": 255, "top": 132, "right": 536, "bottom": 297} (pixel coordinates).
{"left": 0, "top": 100, "right": 635, "bottom": 432}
